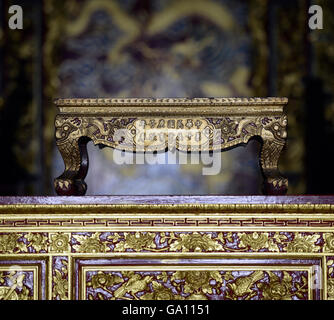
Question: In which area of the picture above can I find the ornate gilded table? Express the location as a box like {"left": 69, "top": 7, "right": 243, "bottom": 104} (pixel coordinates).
{"left": 1, "top": 195, "right": 334, "bottom": 300}
{"left": 54, "top": 97, "right": 288, "bottom": 196}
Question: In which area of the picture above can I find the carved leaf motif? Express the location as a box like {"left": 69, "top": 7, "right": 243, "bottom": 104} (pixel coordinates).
{"left": 0, "top": 234, "right": 22, "bottom": 253}
{"left": 53, "top": 269, "right": 68, "bottom": 300}
{"left": 157, "top": 272, "right": 168, "bottom": 283}
{"left": 73, "top": 233, "right": 109, "bottom": 253}
{"left": 267, "top": 239, "right": 280, "bottom": 252}
{"left": 238, "top": 232, "right": 269, "bottom": 251}
{"left": 114, "top": 232, "right": 156, "bottom": 252}
{"left": 106, "top": 233, "right": 121, "bottom": 243}
{"left": 285, "top": 233, "right": 320, "bottom": 253}
{"left": 324, "top": 233, "right": 334, "bottom": 252}
{"left": 24, "top": 233, "right": 48, "bottom": 252}
{"left": 170, "top": 232, "right": 223, "bottom": 252}
{"left": 113, "top": 241, "right": 126, "bottom": 252}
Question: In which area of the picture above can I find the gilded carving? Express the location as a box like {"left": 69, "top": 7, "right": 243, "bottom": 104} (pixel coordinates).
{"left": 52, "top": 257, "right": 69, "bottom": 300}
{"left": 54, "top": 97, "right": 289, "bottom": 106}
{"left": 72, "top": 233, "right": 110, "bottom": 253}
{"left": 285, "top": 233, "right": 320, "bottom": 253}
{"left": 72, "top": 231, "right": 323, "bottom": 253}
{"left": 54, "top": 97, "right": 288, "bottom": 195}
{"left": 113, "top": 232, "right": 156, "bottom": 252}
{"left": 0, "top": 271, "right": 32, "bottom": 300}
{"left": 0, "top": 233, "right": 21, "bottom": 253}
{"left": 257, "top": 271, "right": 307, "bottom": 300}
{"left": 238, "top": 232, "right": 271, "bottom": 251}
{"left": 53, "top": 115, "right": 288, "bottom": 152}
{"left": 172, "top": 271, "right": 223, "bottom": 295}
{"left": 327, "top": 279, "right": 334, "bottom": 300}
{"left": 1, "top": 201, "right": 333, "bottom": 300}
{"left": 53, "top": 270, "right": 68, "bottom": 300}
{"left": 84, "top": 270, "right": 309, "bottom": 300}
{"left": 50, "top": 233, "right": 70, "bottom": 253}
{"left": 89, "top": 272, "right": 123, "bottom": 290}
{"left": 327, "top": 258, "right": 334, "bottom": 300}
{"left": 324, "top": 233, "right": 334, "bottom": 253}
{"left": 0, "top": 233, "right": 49, "bottom": 254}
{"left": 169, "top": 232, "right": 224, "bottom": 252}
{"left": 141, "top": 281, "right": 178, "bottom": 300}
{"left": 0, "top": 231, "right": 328, "bottom": 254}
{"left": 24, "top": 233, "right": 48, "bottom": 253}
{"left": 226, "top": 271, "right": 264, "bottom": 299}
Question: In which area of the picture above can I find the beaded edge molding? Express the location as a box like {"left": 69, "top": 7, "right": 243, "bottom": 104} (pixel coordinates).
{"left": 54, "top": 97, "right": 289, "bottom": 106}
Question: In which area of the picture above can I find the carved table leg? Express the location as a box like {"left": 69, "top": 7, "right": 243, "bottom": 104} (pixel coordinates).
{"left": 54, "top": 117, "right": 89, "bottom": 196}
{"left": 260, "top": 139, "right": 288, "bottom": 195}
{"left": 54, "top": 138, "right": 89, "bottom": 196}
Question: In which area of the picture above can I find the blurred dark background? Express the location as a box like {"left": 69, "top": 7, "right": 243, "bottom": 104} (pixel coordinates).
{"left": 0, "top": 0, "right": 333, "bottom": 196}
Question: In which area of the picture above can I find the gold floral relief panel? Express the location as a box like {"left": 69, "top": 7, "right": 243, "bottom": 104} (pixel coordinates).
{"left": 83, "top": 268, "right": 310, "bottom": 301}
{"left": 52, "top": 256, "right": 69, "bottom": 300}
{"left": 75, "top": 258, "right": 318, "bottom": 301}
{"left": 0, "top": 232, "right": 70, "bottom": 254}
{"left": 71, "top": 231, "right": 328, "bottom": 254}
{"left": 0, "top": 228, "right": 332, "bottom": 300}
{"left": 4, "top": 231, "right": 333, "bottom": 254}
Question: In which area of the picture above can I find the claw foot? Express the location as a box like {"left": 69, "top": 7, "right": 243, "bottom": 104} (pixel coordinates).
{"left": 263, "top": 173, "right": 288, "bottom": 195}
{"left": 54, "top": 178, "right": 87, "bottom": 196}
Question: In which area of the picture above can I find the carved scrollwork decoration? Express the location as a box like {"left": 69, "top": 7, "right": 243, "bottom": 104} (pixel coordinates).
{"left": 259, "top": 115, "right": 288, "bottom": 194}
{"left": 54, "top": 97, "right": 288, "bottom": 195}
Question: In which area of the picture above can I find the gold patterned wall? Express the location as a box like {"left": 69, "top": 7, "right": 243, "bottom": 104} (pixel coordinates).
{"left": 1, "top": 201, "right": 334, "bottom": 300}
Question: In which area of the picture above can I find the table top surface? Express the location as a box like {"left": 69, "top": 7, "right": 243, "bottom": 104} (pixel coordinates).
{"left": 55, "top": 97, "right": 288, "bottom": 116}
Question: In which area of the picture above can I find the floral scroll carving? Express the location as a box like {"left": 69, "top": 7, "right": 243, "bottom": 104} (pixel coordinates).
{"left": 70, "top": 231, "right": 322, "bottom": 254}
{"left": 0, "top": 231, "right": 325, "bottom": 254}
